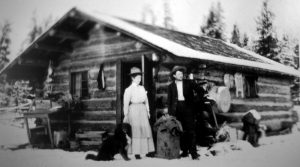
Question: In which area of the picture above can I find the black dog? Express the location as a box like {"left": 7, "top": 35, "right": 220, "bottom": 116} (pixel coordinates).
{"left": 85, "top": 123, "right": 132, "bottom": 161}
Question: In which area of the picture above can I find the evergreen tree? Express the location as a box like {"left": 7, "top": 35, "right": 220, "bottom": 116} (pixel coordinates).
{"left": 200, "top": 2, "right": 226, "bottom": 41}
{"left": 163, "top": 0, "right": 176, "bottom": 30}
{"left": 0, "top": 21, "right": 11, "bottom": 70}
{"left": 21, "top": 12, "right": 53, "bottom": 51}
{"left": 295, "top": 43, "right": 299, "bottom": 58}
{"left": 230, "top": 24, "right": 241, "bottom": 47}
{"left": 293, "top": 40, "right": 299, "bottom": 68}
{"left": 254, "top": 0, "right": 279, "bottom": 60}
{"left": 275, "top": 35, "right": 297, "bottom": 68}
{"left": 241, "top": 33, "right": 249, "bottom": 48}
{"left": 28, "top": 12, "right": 43, "bottom": 43}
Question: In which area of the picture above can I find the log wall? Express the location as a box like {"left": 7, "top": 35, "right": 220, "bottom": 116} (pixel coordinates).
{"left": 154, "top": 64, "right": 295, "bottom": 132}
{"left": 50, "top": 25, "right": 152, "bottom": 148}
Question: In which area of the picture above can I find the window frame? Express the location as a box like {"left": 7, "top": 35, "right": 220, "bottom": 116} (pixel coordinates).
{"left": 70, "top": 71, "right": 89, "bottom": 99}
{"left": 244, "top": 75, "right": 258, "bottom": 98}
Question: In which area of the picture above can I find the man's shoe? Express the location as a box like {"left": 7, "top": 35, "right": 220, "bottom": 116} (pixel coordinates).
{"left": 191, "top": 153, "right": 200, "bottom": 160}
{"left": 135, "top": 154, "right": 141, "bottom": 159}
{"left": 180, "top": 152, "right": 189, "bottom": 158}
{"left": 146, "top": 152, "right": 155, "bottom": 158}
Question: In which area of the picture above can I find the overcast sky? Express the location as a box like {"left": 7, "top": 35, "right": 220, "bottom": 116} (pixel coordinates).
{"left": 0, "top": 0, "right": 299, "bottom": 60}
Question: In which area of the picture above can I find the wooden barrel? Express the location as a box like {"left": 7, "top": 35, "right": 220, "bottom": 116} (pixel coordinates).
{"left": 208, "top": 86, "right": 231, "bottom": 113}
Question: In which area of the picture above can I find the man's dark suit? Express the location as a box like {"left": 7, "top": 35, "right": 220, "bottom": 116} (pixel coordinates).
{"left": 167, "top": 79, "right": 205, "bottom": 157}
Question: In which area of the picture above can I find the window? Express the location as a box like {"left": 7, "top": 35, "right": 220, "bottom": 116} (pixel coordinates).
{"left": 244, "top": 75, "right": 258, "bottom": 98}
{"left": 71, "top": 71, "right": 89, "bottom": 99}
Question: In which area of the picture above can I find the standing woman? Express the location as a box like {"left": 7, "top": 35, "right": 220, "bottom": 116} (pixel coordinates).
{"left": 123, "top": 67, "right": 155, "bottom": 159}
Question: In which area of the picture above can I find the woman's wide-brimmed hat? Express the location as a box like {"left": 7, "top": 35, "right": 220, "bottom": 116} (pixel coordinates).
{"left": 128, "top": 67, "right": 143, "bottom": 76}
{"left": 170, "top": 66, "right": 186, "bottom": 75}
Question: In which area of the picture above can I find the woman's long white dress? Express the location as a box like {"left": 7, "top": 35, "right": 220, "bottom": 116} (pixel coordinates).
{"left": 123, "top": 83, "right": 155, "bottom": 154}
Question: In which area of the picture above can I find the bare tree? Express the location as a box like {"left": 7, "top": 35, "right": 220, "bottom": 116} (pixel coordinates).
{"left": 0, "top": 21, "right": 11, "bottom": 70}
{"left": 141, "top": 5, "right": 156, "bottom": 25}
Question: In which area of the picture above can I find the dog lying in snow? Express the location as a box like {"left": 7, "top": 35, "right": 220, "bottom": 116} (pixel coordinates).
{"left": 203, "top": 123, "right": 253, "bottom": 156}
{"left": 85, "top": 123, "right": 132, "bottom": 161}
{"left": 205, "top": 140, "right": 254, "bottom": 156}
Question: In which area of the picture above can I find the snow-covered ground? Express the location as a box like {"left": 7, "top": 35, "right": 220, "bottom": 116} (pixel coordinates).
{"left": 1, "top": 110, "right": 300, "bottom": 167}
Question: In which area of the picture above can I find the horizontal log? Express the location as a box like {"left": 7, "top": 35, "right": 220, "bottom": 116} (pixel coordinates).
{"left": 56, "top": 53, "right": 142, "bottom": 71}
{"left": 257, "top": 83, "right": 290, "bottom": 95}
{"left": 231, "top": 99, "right": 292, "bottom": 106}
{"left": 49, "top": 29, "right": 88, "bottom": 41}
{"left": 89, "top": 79, "right": 115, "bottom": 90}
{"left": 20, "top": 59, "right": 48, "bottom": 67}
{"left": 257, "top": 93, "right": 291, "bottom": 99}
{"left": 52, "top": 84, "right": 69, "bottom": 92}
{"left": 89, "top": 67, "right": 116, "bottom": 80}
{"left": 75, "top": 131, "right": 105, "bottom": 140}
{"left": 73, "top": 41, "right": 149, "bottom": 59}
{"left": 72, "top": 120, "right": 116, "bottom": 131}
{"left": 232, "top": 96, "right": 291, "bottom": 103}
{"left": 156, "top": 86, "right": 168, "bottom": 94}
{"left": 227, "top": 118, "right": 293, "bottom": 132}
{"left": 91, "top": 91, "right": 116, "bottom": 98}
{"left": 157, "top": 74, "right": 171, "bottom": 83}
{"left": 258, "top": 77, "right": 291, "bottom": 86}
{"left": 72, "top": 111, "right": 116, "bottom": 121}
{"left": 52, "top": 75, "right": 69, "bottom": 84}
{"left": 230, "top": 104, "right": 292, "bottom": 113}
{"left": 35, "top": 43, "right": 72, "bottom": 53}
{"left": 82, "top": 98, "right": 116, "bottom": 111}
{"left": 217, "top": 111, "right": 293, "bottom": 123}
{"left": 79, "top": 140, "right": 101, "bottom": 146}
{"left": 53, "top": 71, "right": 69, "bottom": 76}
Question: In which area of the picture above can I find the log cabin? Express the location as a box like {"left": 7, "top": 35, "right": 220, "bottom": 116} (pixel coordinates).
{"left": 1, "top": 7, "right": 299, "bottom": 148}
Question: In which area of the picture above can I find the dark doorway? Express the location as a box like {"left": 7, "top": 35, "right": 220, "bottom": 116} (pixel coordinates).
{"left": 118, "top": 56, "right": 156, "bottom": 124}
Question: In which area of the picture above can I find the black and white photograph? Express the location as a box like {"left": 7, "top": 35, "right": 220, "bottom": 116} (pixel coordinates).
{"left": 0, "top": 0, "right": 300, "bottom": 166}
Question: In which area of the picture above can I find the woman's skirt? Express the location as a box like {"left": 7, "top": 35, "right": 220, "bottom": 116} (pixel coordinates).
{"left": 127, "top": 103, "right": 155, "bottom": 154}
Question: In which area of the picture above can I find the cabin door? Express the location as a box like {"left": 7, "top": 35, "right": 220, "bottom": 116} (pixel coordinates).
{"left": 118, "top": 56, "right": 155, "bottom": 125}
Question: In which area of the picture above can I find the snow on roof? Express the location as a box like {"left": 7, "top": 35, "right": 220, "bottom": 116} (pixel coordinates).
{"left": 1, "top": 7, "right": 299, "bottom": 77}
{"left": 77, "top": 7, "right": 300, "bottom": 77}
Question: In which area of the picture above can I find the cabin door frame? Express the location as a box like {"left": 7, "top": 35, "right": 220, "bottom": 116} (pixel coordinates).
{"left": 116, "top": 55, "right": 155, "bottom": 125}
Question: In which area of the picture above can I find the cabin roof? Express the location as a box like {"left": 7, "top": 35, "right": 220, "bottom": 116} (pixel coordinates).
{"left": 1, "top": 7, "right": 300, "bottom": 77}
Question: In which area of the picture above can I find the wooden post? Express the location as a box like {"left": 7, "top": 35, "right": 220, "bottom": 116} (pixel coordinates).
{"left": 24, "top": 118, "right": 31, "bottom": 144}
{"left": 116, "top": 60, "right": 122, "bottom": 124}
{"left": 46, "top": 116, "right": 54, "bottom": 148}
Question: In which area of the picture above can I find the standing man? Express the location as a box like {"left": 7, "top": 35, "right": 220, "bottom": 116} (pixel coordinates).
{"left": 166, "top": 66, "right": 203, "bottom": 160}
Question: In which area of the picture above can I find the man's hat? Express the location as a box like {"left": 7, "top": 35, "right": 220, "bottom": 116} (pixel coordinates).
{"left": 128, "top": 67, "right": 143, "bottom": 76}
{"left": 170, "top": 66, "right": 186, "bottom": 75}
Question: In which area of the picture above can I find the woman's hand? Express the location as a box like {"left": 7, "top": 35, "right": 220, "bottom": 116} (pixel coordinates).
{"left": 123, "top": 115, "right": 129, "bottom": 123}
